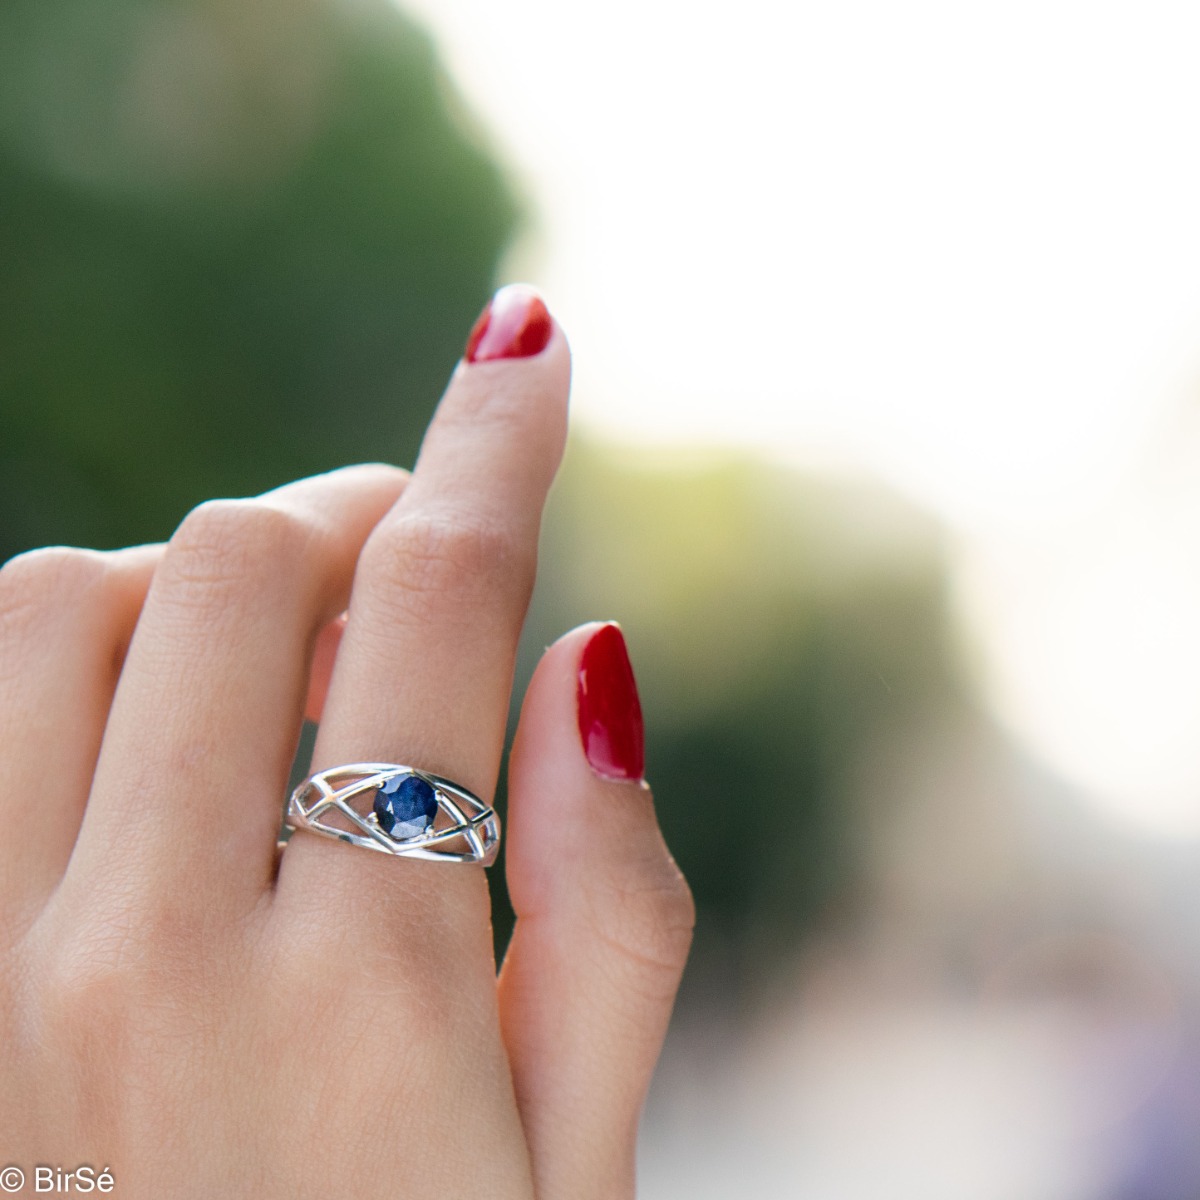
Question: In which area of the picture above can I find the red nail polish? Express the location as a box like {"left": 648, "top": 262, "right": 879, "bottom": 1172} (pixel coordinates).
{"left": 577, "top": 623, "right": 645, "bottom": 782}
{"left": 464, "top": 284, "right": 553, "bottom": 363}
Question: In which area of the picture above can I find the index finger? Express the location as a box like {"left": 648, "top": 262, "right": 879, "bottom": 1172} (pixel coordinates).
{"left": 276, "top": 285, "right": 570, "bottom": 936}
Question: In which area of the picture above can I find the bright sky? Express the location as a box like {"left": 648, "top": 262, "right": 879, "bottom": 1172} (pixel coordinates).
{"left": 403, "top": 0, "right": 1200, "bottom": 836}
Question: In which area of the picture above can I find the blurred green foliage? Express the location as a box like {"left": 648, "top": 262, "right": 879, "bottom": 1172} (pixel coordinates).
{"left": 1, "top": 0, "right": 516, "bottom": 559}
{"left": 1, "top": 0, "right": 965, "bottom": 994}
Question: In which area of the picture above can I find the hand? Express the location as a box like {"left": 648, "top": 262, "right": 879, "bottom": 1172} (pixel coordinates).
{"left": 0, "top": 287, "right": 694, "bottom": 1198}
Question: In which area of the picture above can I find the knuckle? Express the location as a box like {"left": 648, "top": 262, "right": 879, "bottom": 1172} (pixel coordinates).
{"left": 162, "top": 498, "right": 322, "bottom": 607}
{"left": 23, "top": 937, "right": 140, "bottom": 1122}
{"left": 0, "top": 546, "right": 108, "bottom": 641}
{"left": 590, "top": 855, "right": 696, "bottom": 985}
{"left": 360, "top": 510, "right": 531, "bottom": 619}
{"left": 35, "top": 897, "right": 218, "bottom": 1048}
{"left": 38, "top": 932, "right": 143, "bottom": 1050}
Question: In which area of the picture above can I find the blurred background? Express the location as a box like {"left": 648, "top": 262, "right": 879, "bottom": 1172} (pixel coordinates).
{"left": 5, "top": 0, "right": 1200, "bottom": 1194}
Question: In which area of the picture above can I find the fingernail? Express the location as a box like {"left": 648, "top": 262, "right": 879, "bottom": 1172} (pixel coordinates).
{"left": 577, "top": 623, "right": 645, "bottom": 782}
{"left": 464, "top": 283, "right": 553, "bottom": 363}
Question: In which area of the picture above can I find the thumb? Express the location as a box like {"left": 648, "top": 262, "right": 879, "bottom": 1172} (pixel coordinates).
{"left": 498, "top": 621, "right": 694, "bottom": 1200}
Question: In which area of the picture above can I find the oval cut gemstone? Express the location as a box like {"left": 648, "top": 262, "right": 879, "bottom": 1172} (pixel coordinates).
{"left": 373, "top": 774, "right": 437, "bottom": 839}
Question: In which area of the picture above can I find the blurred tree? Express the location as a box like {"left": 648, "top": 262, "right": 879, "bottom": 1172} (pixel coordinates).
{"left": 0, "top": 0, "right": 518, "bottom": 558}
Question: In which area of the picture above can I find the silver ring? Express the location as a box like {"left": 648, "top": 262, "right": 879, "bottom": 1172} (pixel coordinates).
{"left": 285, "top": 763, "right": 499, "bottom": 866}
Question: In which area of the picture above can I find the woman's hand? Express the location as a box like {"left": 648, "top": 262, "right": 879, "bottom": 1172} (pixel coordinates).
{"left": 0, "top": 287, "right": 694, "bottom": 1198}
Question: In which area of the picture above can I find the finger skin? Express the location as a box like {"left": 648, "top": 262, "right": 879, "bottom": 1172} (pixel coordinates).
{"left": 0, "top": 544, "right": 161, "bottom": 930}
{"left": 277, "top": 304, "right": 570, "bottom": 943}
{"left": 498, "top": 623, "right": 694, "bottom": 1200}
{"left": 273, "top": 295, "right": 571, "bottom": 1199}
{"left": 58, "top": 463, "right": 409, "bottom": 921}
{"left": 305, "top": 312, "right": 570, "bottom": 796}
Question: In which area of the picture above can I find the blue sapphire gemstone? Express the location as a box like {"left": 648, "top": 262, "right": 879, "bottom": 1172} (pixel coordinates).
{"left": 373, "top": 774, "right": 437, "bottom": 839}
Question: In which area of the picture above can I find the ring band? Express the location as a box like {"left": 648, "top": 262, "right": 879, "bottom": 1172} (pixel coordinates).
{"left": 285, "top": 763, "right": 500, "bottom": 866}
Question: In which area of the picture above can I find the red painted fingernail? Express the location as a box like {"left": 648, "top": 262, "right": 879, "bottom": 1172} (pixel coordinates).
{"left": 577, "top": 623, "right": 645, "bottom": 782}
{"left": 464, "top": 283, "right": 553, "bottom": 363}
